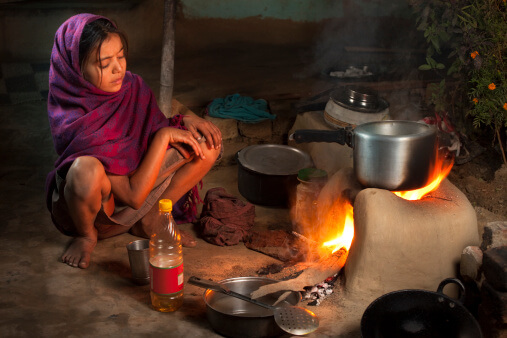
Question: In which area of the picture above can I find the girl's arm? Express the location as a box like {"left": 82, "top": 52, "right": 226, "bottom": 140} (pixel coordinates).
{"left": 107, "top": 126, "right": 204, "bottom": 209}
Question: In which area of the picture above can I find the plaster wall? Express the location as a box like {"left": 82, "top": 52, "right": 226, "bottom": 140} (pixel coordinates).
{"left": 0, "top": 0, "right": 418, "bottom": 63}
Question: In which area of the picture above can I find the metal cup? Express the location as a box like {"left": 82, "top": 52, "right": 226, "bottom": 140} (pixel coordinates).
{"left": 126, "top": 239, "right": 150, "bottom": 285}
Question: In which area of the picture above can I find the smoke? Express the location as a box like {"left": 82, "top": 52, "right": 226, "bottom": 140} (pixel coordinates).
{"left": 295, "top": 2, "right": 429, "bottom": 121}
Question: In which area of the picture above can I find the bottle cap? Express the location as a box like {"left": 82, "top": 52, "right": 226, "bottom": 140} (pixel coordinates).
{"left": 159, "top": 199, "right": 173, "bottom": 212}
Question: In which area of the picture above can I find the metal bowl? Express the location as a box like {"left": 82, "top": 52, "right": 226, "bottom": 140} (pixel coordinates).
{"left": 330, "top": 85, "right": 389, "bottom": 113}
{"left": 346, "top": 86, "right": 379, "bottom": 109}
{"left": 203, "top": 276, "right": 301, "bottom": 338}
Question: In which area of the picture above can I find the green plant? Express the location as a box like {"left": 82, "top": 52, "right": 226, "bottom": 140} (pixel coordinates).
{"left": 410, "top": 0, "right": 507, "bottom": 163}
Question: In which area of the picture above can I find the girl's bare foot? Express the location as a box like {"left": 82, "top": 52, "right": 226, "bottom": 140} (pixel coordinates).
{"left": 61, "top": 236, "right": 97, "bottom": 269}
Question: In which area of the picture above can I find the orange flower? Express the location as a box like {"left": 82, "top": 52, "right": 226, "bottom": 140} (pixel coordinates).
{"left": 488, "top": 83, "right": 496, "bottom": 90}
{"left": 503, "top": 103, "right": 507, "bottom": 111}
{"left": 471, "top": 51, "right": 479, "bottom": 59}
{"left": 473, "top": 98, "right": 479, "bottom": 104}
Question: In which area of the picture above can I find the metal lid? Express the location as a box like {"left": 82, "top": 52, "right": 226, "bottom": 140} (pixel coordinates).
{"left": 237, "top": 144, "right": 313, "bottom": 176}
{"left": 330, "top": 85, "right": 389, "bottom": 113}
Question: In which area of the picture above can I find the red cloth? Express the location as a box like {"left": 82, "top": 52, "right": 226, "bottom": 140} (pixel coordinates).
{"left": 199, "top": 188, "right": 255, "bottom": 246}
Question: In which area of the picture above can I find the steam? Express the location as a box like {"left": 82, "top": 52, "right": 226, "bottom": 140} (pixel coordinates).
{"left": 295, "top": 3, "right": 429, "bottom": 121}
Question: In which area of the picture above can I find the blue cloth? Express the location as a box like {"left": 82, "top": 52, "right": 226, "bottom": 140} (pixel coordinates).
{"left": 206, "top": 93, "right": 276, "bottom": 123}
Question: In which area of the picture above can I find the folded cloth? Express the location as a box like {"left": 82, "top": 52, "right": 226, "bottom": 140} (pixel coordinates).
{"left": 199, "top": 187, "right": 256, "bottom": 246}
{"left": 206, "top": 93, "right": 276, "bottom": 123}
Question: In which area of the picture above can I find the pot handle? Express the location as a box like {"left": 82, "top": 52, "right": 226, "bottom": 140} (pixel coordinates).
{"left": 188, "top": 276, "right": 274, "bottom": 310}
{"left": 436, "top": 278, "right": 466, "bottom": 304}
{"left": 188, "top": 276, "right": 231, "bottom": 293}
{"left": 290, "top": 128, "right": 353, "bottom": 147}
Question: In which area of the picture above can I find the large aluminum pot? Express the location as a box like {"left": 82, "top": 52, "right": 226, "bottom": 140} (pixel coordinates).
{"left": 291, "top": 120, "right": 437, "bottom": 191}
{"left": 202, "top": 276, "right": 301, "bottom": 338}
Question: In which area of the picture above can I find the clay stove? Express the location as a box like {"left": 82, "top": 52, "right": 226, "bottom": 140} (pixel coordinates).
{"left": 313, "top": 167, "right": 480, "bottom": 301}
{"left": 286, "top": 106, "right": 481, "bottom": 302}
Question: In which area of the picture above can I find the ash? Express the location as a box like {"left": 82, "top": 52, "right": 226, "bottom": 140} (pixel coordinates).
{"left": 302, "top": 273, "right": 340, "bottom": 306}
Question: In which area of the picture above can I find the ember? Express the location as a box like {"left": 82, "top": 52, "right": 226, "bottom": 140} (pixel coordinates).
{"left": 302, "top": 274, "right": 339, "bottom": 306}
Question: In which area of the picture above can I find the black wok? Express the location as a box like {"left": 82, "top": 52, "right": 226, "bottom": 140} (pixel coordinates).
{"left": 361, "top": 278, "right": 482, "bottom": 338}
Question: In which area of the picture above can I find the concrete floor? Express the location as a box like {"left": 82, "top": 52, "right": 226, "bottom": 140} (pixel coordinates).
{"left": 0, "top": 44, "right": 431, "bottom": 337}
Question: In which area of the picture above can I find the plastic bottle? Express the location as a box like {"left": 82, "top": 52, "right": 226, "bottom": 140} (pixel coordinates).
{"left": 149, "top": 199, "right": 184, "bottom": 312}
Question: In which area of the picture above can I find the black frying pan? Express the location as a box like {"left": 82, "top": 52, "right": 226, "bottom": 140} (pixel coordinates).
{"left": 361, "top": 278, "right": 482, "bottom": 338}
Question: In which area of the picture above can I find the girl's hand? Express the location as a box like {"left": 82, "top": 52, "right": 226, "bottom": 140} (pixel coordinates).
{"left": 182, "top": 115, "right": 222, "bottom": 150}
{"left": 163, "top": 127, "right": 205, "bottom": 159}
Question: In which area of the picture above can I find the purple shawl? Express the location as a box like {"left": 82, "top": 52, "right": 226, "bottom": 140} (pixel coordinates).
{"left": 45, "top": 14, "right": 198, "bottom": 223}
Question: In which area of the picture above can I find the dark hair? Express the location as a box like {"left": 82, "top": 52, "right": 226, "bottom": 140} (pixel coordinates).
{"left": 79, "top": 18, "right": 129, "bottom": 75}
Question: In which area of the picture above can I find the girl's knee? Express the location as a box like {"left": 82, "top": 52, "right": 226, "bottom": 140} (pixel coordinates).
{"left": 202, "top": 144, "right": 222, "bottom": 166}
{"left": 66, "top": 156, "right": 108, "bottom": 198}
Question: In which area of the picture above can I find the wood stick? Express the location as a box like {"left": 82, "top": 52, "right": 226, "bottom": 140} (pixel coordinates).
{"left": 251, "top": 248, "right": 348, "bottom": 299}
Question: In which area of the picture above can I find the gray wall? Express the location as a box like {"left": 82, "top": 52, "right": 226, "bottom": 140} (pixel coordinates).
{"left": 0, "top": 0, "right": 420, "bottom": 65}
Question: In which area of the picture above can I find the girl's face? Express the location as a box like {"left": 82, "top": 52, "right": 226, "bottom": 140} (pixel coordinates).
{"left": 82, "top": 33, "right": 126, "bottom": 92}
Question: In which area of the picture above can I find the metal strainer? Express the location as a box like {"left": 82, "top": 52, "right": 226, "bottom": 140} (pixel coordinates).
{"left": 188, "top": 276, "right": 319, "bottom": 335}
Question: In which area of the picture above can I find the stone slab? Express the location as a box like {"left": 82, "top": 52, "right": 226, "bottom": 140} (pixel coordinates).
{"left": 204, "top": 115, "right": 239, "bottom": 141}
{"left": 461, "top": 246, "right": 483, "bottom": 281}
{"left": 238, "top": 120, "right": 273, "bottom": 140}
{"left": 479, "top": 281, "right": 507, "bottom": 337}
{"left": 483, "top": 246, "right": 507, "bottom": 291}
{"left": 481, "top": 221, "right": 507, "bottom": 251}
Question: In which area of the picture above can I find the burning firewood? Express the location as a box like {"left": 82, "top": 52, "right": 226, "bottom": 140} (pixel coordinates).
{"left": 250, "top": 248, "right": 348, "bottom": 299}
{"left": 244, "top": 229, "right": 321, "bottom": 264}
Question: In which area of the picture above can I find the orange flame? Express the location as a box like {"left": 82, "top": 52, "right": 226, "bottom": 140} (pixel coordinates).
{"left": 322, "top": 202, "right": 354, "bottom": 254}
{"left": 296, "top": 151, "right": 454, "bottom": 259}
{"left": 393, "top": 152, "right": 454, "bottom": 200}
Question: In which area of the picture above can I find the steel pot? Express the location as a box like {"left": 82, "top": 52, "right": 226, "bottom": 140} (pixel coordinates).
{"left": 324, "top": 86, "right": 390, "bottom": 128}
{"left": 236, "top": 144, "right": 313, "bottom": 206}
{"left": 291, "top": 120, "right": 437, "bottom": 191}
{"left": 202, "top": 276, "right": 302, "bottom": 338}
{"left": 361, "top": 278, "right": 482, "bottom": 338}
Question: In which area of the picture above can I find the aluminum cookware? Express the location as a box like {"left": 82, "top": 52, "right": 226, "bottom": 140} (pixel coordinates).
{"left": 324, "top": 86, "right": 390, "bottom": 128}
{"left": 194, "top": 276, "right": 303, "bottom": 338}
{"left": 291, "top": 120, "right": 437, "bottom": 191}
{"left": 236, "top": 144, "right": 313, "bottom": 206}
{"left": 189, "top": 276, "right": 318, "bottom": 336}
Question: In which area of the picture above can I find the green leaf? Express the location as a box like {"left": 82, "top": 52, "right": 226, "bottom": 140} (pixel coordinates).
{"left": 419, "top": 64, "right": 432, "bottom": 70}
{"left": 426, "top": 57, "right": 438, "bottom": 67}
{"left": 431, "top": 38, "right": 441, "bottom": 52}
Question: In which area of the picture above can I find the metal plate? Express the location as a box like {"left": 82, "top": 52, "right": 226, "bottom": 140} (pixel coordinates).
{"left": 237, "top": 144, "right": 313, "bottom": 176}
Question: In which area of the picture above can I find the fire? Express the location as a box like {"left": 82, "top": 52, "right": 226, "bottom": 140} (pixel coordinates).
{"left": 393, "top": 152, "right": 454, "bottom": 200}
{"left": 298, "top": 150, "right": 454, "bottom": 259}
{"left": 322, "top": 202, "right": 354, "bottom": 254}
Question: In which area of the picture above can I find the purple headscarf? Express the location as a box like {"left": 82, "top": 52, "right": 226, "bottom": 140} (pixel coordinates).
{"left": 45, "top": 14, "right": 196, "bottom": 219}
{"left": 47, "top": 13, "right": 176, "bottom": 175}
